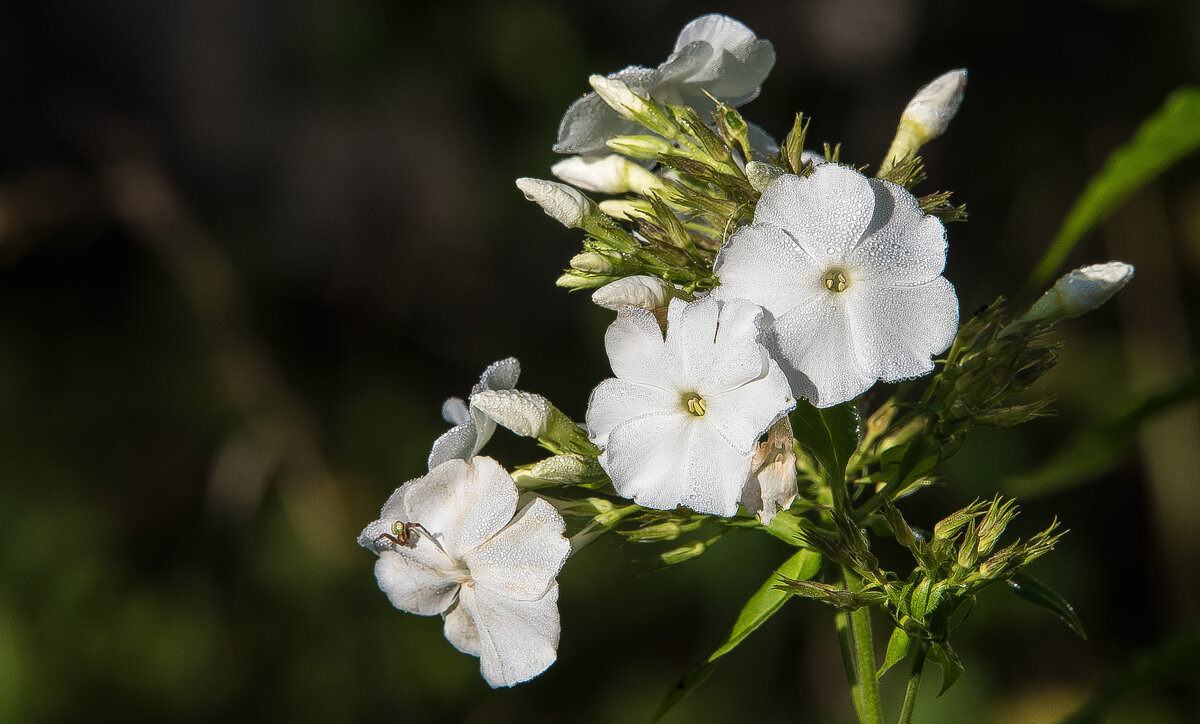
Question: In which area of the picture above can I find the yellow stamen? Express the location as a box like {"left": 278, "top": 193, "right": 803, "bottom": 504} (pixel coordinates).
{"left": 685, "top": 394, "right": 707, "bottom": 417}
{"left": 824, "top": 269, "right": 849, "bottom": 293}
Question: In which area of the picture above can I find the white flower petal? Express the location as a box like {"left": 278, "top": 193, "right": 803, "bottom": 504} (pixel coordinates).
{"left": 604, "top": 306, "right": 681, "bottom": 389}
{"left": 713, "top": 222, "right": 822, "bottom": 315}
{"left": 473, "top": 357, "right": 521, "bottom": 396}
{"left": 849, "top": 181, "right": 947, "bottom": 285}
{"left": 460, "top": 583, "right": 561, "bottom": 688}
{"left": 553, "top": 69, "right": 655, "bottom": 156}
{"left": 443, "top": 600, "right": 481, "bottom": 656}
{"left": 471, "top": 389, "right": 553, "bottom": 439}
{"left": 753, "top": 167, "right": 876, "bottom": 259}
{"left": 427, "top": 421, "right": 480, "bottom": 470}
{"left": 374, "top": 549, "right": 460, "bottom": 616}
{"left": 690, "top": 298, "right": 772, "bottom": 395}
{"left": 601, "top": 411, "right": 695, "bottom": 508}
{"left": 845, "top": 277, "right": 959, "bottom": 382}
{"left": 771, "top": 299, "right": 873, "bottom": 407}
{"left": 441, "top": 397, "right": 471, "bottom": 426}
{"left": 585, "top": 378, "right": 676, "bottom": 448}
{"left": 705, "top": 363, "right": 794, "bottom": 452}
{"left": 466, "top": 499, "right": 569, "bottom": 601}
{"left": 664, "top": 14, "right": 774, "bottom": 104}
{"left": 680, "top": 422, "right": 755, "bottom": 517}
{"left": 402, "top": 457, "right": 518, "bottom": 560}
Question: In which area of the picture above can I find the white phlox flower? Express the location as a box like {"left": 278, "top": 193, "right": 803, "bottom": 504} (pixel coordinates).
{"left": 357, "top": 456, "right": 570, "bottom": 688}
{"left": 712, "top": 164, "right": 959, "bottom": 408}
{"left": 741, "top": 416, "right": 798, "bottom": 525}
{"left": 585, "top": 296, "right": 795, "bottom": 516}
{"left": 554, "top": 14, "right": 775, "bottom": 157}
{"left": 428, "top": 358, "right": 520, "bottom": 469}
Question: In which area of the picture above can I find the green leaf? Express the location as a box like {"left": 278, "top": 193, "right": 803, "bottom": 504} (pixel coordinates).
{"left": 877, "top": 626, "right": 913, "bottom": 679}
{"left": 927, "top": 642, "right": 964, "bottom": 696}
{"left": 651, "top": 548, "right": 821, "bottom": 722}
{"left": 1027, "top": 87, "right": 1200, "bottom": 291}
{"left": 1007, "top": 573, "right": 1087, "bottom": 640}
{"left": 791, "top": 401, "right": 860, "bottom": 484}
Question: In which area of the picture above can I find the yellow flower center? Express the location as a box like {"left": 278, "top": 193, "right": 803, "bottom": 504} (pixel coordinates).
{"left": 684, "top": 393, "right": 707, "bottom": 417}
{"left": 824, "top": 268, "right": 849, "bottom": 293}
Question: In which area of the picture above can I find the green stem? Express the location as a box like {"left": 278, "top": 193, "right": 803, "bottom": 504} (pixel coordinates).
{"left": 835, "top": 571, "right": 884, "bottom": 724}
{"left": 897, "top": 642, "right": 928, "bottom": 724}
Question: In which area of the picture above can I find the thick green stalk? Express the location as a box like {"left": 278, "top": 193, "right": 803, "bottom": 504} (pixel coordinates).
{"left": 835, "top": 571, "right": 884, "bottom": 724}
{"left": 898, "top": 642, "right": 927, "bottom": 724}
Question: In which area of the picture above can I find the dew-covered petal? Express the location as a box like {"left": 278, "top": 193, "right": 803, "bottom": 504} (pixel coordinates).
{"left": 753, "top": 166, "right": 877, "bottom": 260}
{"left": 849, "top": 180, "right": 947, "bottom": 285}
{"left": 403, "top": 457, "right": 518, "bottom": 560}
{"left": 472, "top": 357, "right": 521, "bottom": 396}
{"left": 443, "top": 600, "right": 480, "bottom": 656}
{"left": 427, "top": 421, "right": 480, "bottom": 470}
{"left": 688, "top": 299, "right": 773, "bottom": 394}
{"left": 466, "top": 499, "right": 569, "bottom": 601}
{"left": 374, "top": 549, "right": 461, "bottom": 616}
{"left": 600, "top": 411, "right": 694, "bottom": 509}
{"left": 459, "top": 583, "right": 561, "bottom": 688}
{"left": 664, "top": 14, "right": 774, "bottom": 104}
{"left": 845, "top": 277, "right": 959, "bottom": 382}
{"left": 680, "top": 422, "right": 756, "bottom": 517}
{"left": 441, "top": 397, "right": 471, "bottom": 426}
{"left": 713, "top": 222, "right": 823, "bottom": 317}
{"left": 604, "top": 305, "right": 680, "bottom": 389}
{"left": 769, "top": 296, "right": 873, "bottom": 408}
{"left": 553, "top": 68, "right": 655, "bottom": 157}
{"left": 585, "top": 378, "right": 676, "bottom": 448}
{"left": 704, "top": 361, "right": 794, "bottom": 453}
{"left": 664, "top": 296, "right": 722, "bottom": 384}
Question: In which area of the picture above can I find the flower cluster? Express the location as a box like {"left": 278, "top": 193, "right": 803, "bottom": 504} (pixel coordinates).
{"left": 361, "top": 13, "right": 1135, "bottom": 706}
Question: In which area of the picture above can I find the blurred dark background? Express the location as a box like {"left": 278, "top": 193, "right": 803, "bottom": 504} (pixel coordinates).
{"left": 1, "top": 1, "right": 1198, "bottom": 721}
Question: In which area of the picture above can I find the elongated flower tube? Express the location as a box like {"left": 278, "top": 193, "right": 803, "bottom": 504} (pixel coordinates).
{"left": 555, "top": 14, "right": 775, "bottom": 156}
{"left": 712, "top": 164, "right": 959, "bottom": 407}
{"left": 586, "top": 296, "right": 795, "bottom": 516}
{"left": 357, "top": 456, "right": 570, "bottom": 688}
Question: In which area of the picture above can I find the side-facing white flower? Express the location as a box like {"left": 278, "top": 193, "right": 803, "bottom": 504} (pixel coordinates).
{"left": 429, "top": 358, "right": 520, "bottom": 469}
{"left": 357, "top": 456, "right": 570, "bottom": 688}
{"left": 586, "top": 296, "right": 795, "bottom": 516}
{"left": 712, "top": 164, "right": 959, "bottom": 407}
{"left": 555, "top": 14, "right": 775, "bottom": 156}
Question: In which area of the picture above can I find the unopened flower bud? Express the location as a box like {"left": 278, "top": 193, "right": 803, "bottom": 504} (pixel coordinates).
{"left": 598, "top": 198, "right": 652, "bottom": 221}
{"left": 470, "top": 389, "right": 553, "bottom": 438}
{"left": 903, "top": 69, "right": 967, "bottom": 142}
{"left": 660, "top": 541, "right": 707, "bottom": 565}
{"left": 589, "top": 75, "right": 678, "bottom": 138}
{"left": 516, "top": 177, "right": 594, "bottom": 228}
{"left": 551, "top": 154, "right": 666, "bottom": 195}
{"left": 1024, "top": 261, "right": 1135, "bottom": 323}
{"left": 606, "top": 134, "right": 676, "bottom": 161}
{"left": 591, "top": 275, "right": 673, "bottom": 311}
{"left": 880, "top": 69, "right": 967, "bottom": 175}
{"left": 570, "top": 251, "right": 617, "bottom": 274}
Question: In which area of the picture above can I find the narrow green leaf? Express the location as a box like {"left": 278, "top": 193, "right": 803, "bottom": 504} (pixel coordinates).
{"left": 651, "top": 548, "right": 821, "bottom": 722}
{"left": 927, "top": 642, "right": 964, "bottom": 696}
{"left": 1027, "top": 87, "right": 1200, "bottom": 291}
{"left": 877, "top": 626, "right": 913, "bottom": 679}
{"left": 1007, "top": 573, "right": 1087, "bottom": 639}
{"left": 791, "top": 401, "right": 860, "bottom": 483}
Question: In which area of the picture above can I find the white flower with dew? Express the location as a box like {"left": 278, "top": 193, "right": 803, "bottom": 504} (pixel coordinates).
{"left": 429, "top": 358, "right": 520, "bottom": 469}
{"left": 357, "top": 456, "right": 569, "bottom": 688}
{"left": 585, "top": 296, "right": 795, "bottom": 516}
{"left": 1024, "top": 261, "right": 1134, "bottom": 322}
{"left": 555, "top": 14, "right": 775, "bottom": 157}
{"left": 712, "top": 164, "right": 959, "bottom": 408}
